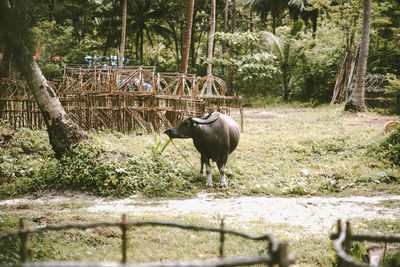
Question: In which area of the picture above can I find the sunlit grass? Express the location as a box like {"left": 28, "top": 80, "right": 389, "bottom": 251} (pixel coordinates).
{"left": 85, "top": 105, "right": 400, "bottom": 197}
{"left": 1, "top": 104, "right": 399, "bottom": 198}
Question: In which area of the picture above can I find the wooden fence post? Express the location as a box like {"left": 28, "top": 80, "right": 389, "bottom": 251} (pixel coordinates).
{"left": 121, "top": 214, "right": 128, "bottom": 264}
{"left": 219, "top": 218, "right": 225, "bottom": 259}
{"left": 343, "top": 221, "right": 352, "bottom": 267}
{"left": 18, "top": 218, "right": 27, "bottom": 263}
{"left": 278, "top": 242, "right": 289, "bottom": 267}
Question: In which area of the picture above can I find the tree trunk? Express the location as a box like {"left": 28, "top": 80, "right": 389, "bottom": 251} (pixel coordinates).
{"left": 179, "top": 0, "right": 195, "bottom": 74}
{"left": 16, "top": 54, "right": 89, "bottom": 158}
{"left": 2, "top": 0, "right": 89, "bottom": 157}
{"left": 140, "top": 30, "right": 144, "bottom": 65}
{"left": 206, "top": 0, "right": 216, "bottom": 96}
{"left": 1, "top": 44, "right": 13, "bottom": 78}
{"left": 345, "top": 0, "right": 371, "bottom": 112}
{"left": 119, "top": 0, "right": 127, "bottom": 67}
{"left": 249, "top": 8, "right": 253, "bottom": 32}
{"left": 169, "top": 21, "right": 180, "bottom": 69}
{"left": 221, "top": 0, "right": 229, "bottom": 55}
{"left": 226, "top": 0, "right": 236, "bottom": 95}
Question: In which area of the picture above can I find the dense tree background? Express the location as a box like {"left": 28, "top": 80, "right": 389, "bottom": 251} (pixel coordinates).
{"left": 1, "top": 0, "right": 399, "bottom": 104}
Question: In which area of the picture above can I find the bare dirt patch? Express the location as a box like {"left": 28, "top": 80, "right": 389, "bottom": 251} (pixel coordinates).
{"left": 2, "top": 193, "right": 400, "bottom": 236}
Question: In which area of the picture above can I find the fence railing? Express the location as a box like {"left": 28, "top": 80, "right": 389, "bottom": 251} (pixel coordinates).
{"left": 0, "top": 215, "right": 295, "bottom": 267}
{"left": 331, "top": 220, "right": 400, "bottom": 267}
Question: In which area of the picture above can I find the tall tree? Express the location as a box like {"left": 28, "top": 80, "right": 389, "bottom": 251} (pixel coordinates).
{"left": 345, "top": 0, "right": 371, "bottom": 112}
{"left": 1, "top": 0, "right": 89, "bottom": 157}
{"left": 221, "top": 0, "right": 229, "bottom": 55}
{"left": 252, "top": 0, "right": 288, "bottom": 34}
{"left": 127, "top": 0, "right": 172, "bottom": 65}
{"left": 226, "top": 0, "right": 236, "bottom": 94}
{"left": 288, "top": 0, "right": 319, "bottom": 33}
{"left": 206, "top": 0, "right": 216, "bottom": 95}
{"left": 179, "top": 0, "right": 195, "bottom": 73}
{"left": 119, "top": 0, "right": 127, "bottom": 67}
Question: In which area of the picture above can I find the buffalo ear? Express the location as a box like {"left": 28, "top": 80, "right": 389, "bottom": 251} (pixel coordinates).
{"left": 189, "top": 118, "right": 198, "bottom": 127}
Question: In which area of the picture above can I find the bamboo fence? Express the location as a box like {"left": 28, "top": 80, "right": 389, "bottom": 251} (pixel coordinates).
{"left": 0, "top": 65, "right": 243, "bottom": 133}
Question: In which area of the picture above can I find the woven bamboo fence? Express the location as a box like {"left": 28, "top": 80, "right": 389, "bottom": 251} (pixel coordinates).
{"left": 0, "top": 65, "right": 243, "bottom": 133}
{"left": 0, "top": 216, "right": 295, "bottom": 267}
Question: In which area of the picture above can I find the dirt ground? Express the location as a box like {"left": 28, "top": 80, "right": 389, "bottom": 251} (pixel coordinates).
{"left": 2, "top": 193, "right": 400, "bottom": 237}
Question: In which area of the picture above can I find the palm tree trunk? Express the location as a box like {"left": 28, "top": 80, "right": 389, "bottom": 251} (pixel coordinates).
{"left": 16, "top": 53, "right": 89, "bottom": 158}
{"left": 345, "top": 0, "right": 371, "bottom": 112}
{"left": 179, "top": 0, "right": 195, "bottom": 74}
{"left": 168, "top": 21, "right": 180, "bottom": 69}
{"left": 206, "top": 0, "right": 216, "bottom": 95}
{"left": 1, "top": 44, "right": 13, "bottom": 78}
{"left": 2, "top": 0, "right": 89, "bottom": 157}
{"left": 226, "top": 0, "right": 237, "bottom": 95}
{"left": 119, "top": 0, "right": 127, "bottom": 67}
{"left": 222, "top": 0, "right": 229, "bottom": 55}
{"left": 140, "top": 30, "right": 144, "bottom": 65}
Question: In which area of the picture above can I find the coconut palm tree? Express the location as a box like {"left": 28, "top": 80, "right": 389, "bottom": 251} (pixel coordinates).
{"left": 119, "top": 0, "right": 127, "bottom": 67}
{"left": 288, "top": 0, "right": 319, "bottom": 33}
{"left": 128, "top": 0, "right": 172, "bottom": 65}
{"left": 251, "top": 0, "right": 289, "bottom": 34}
{"left": 0, "top": 0, "right": 89, "bottom": 157}
{"left": 263, "top": 22, "right": 303, "bottom": 100}
{"left": 345, "top": 0, "right": 371, "bottom": 111}
{"left": 206, "top": 0, "right": 216, "bottom": 95}
{"left": 180, "top": 0, "right": 195, "bottom": 74}
{"left": 226, "top": 0, "right": 237, "bottom": 94}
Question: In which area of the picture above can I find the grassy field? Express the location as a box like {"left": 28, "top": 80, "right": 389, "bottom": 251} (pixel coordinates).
{"left": 90, "top": 104, "right": 399, "bottom": 197}
{"left": 1, "top": 104, "right": 400, "bottom": 266}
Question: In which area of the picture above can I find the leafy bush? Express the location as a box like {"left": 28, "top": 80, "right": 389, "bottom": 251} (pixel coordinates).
{"left": 5, "top": 140, "right": 203, "bottom": 198}
{"left": 0, "top": 216, "right": 19, "bottom": 264}
{"left": 383, "top": 248, "right": 400, "bottom": 267}
{"left": 379, "top": 127, "right": 400, "bottom": 165}
{"left": 385, "top": 74, "right": 400, "bottom": 114}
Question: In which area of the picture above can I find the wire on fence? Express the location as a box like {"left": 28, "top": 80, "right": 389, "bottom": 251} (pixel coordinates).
{"left": 331, "top": 219, "right": 400, "bottom": 267}
{"left": 0, "top": 215, "right": 295, "bottom": 267}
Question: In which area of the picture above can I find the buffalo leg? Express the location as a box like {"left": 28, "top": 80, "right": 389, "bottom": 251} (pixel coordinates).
{"left": 200, "top": 154, "right": 206, "bottom": 174}
{"left": 205, "top": 158, "right": 213, "bottom": 187}
{"left": 217, "top": 160, "right": 228, "bottom": 187}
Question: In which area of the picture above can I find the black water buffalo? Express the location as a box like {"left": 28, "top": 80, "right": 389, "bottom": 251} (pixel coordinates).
{"left": 164, "top": 112, "right": 240, "bottom": 187}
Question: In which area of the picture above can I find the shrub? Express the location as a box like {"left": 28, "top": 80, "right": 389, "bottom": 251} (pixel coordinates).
{"left": 385, "top": 74, "right": 400, "bottom": 114}
{"left": 9, "top": 140, "right": 203, "bottom": 198}
{"left": 379, "top": 127, "right": 400, "bottom": 165}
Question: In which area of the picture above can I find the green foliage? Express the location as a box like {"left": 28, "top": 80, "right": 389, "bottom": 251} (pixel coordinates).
{"left": 213, "top": 31, "right": 278, "bottom": 80}
{"left": 350, "top": 241, "right": 368, "bottom": 263}
{"left": 368, "top": 0, "right": 400, "bottom": 75}
{"left": 0, "top": 216, "right": 19, "bottom": 264}
{"left": 383, "top": 248, "right": 400, "bottom": 267}
{"left": 262, "top": 21, "right": 305, "bottom": 100}
{"left": 0, "top": 138, "right": 203, "bottom": 198}
{"left": 379, "top": 127, "right": 400, "bottom": 165}
{"left": 384, "top": 74, "right": 400, "bottom": 114}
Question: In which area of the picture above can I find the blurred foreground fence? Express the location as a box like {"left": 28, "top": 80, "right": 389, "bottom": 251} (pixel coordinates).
{"left": 0, "top": 215, "right": 295, "bottom": 267}
{"left": 331, "top": 220, "right": 400, "bottom": 267}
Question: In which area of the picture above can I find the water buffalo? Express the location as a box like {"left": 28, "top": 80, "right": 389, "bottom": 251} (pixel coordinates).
{"left": 164, "top": 112, "right": 240, "bottom": 187}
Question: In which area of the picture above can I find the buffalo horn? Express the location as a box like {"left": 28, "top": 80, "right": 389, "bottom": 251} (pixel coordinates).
{"left": 191, "top": 112, "right": 220, "bottom": 124}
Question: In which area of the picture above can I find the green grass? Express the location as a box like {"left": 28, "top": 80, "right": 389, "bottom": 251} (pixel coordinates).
{"left": 0, "top": 205, "right": 335, "bottom": 266}
{"left": 0, "top": 105, "right": 399, "bottom": 198}
{"left": 1, "top": 105, "right": 399, "bottom": 265}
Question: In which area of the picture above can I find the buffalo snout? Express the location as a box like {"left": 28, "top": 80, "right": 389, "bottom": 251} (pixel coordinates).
{"left": 164, "top": 128, "right": 172, "bottom": 137}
